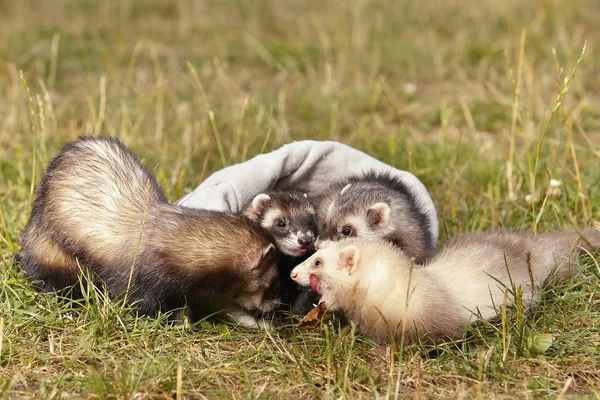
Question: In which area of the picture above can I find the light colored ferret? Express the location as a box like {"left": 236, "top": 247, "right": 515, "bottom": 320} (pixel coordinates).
{"left": 294, "top": 171, "right": 438, "bottom": 315}
{"left": 291, "top": 230, "right": 600, "bottom": 344}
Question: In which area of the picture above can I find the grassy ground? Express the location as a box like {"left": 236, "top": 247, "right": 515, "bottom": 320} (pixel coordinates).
{"left": 1, "top": 0, "right": 600, "bottom": 397}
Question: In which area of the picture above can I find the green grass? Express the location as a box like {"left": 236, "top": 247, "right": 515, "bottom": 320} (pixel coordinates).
{"left": 1, "top": 0, "right": 600, "bottom": 397}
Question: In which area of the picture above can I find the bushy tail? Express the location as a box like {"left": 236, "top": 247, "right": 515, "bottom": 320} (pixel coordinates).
{"left": 540, "top": 229, "right": 600, "bottom": 254}
{"left": 539, "top": 229, "right": 600, "bottom": 280}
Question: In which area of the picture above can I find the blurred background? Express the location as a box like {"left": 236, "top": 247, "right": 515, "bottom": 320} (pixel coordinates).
{"left": 1, "top": 1, "right": 600, "bottom": 397}
{"left": 1, "top": 0, "right": 599, "bottom": 232}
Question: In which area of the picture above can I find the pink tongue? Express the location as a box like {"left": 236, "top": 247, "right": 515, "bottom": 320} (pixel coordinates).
{"left": 309, "top": 274, "right": 320, "bottom": 294}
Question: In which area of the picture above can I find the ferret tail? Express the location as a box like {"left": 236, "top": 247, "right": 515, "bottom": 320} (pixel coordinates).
{"left": 538, "top": 229, "right": 600, "bottom": 281}
{"left": 540, "top": 229, "right": 600, "bottom": 255}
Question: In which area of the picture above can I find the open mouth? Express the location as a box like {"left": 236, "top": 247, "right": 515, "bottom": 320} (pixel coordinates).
{"left": 309, "top": 274, "right": 321, "bottom": 294}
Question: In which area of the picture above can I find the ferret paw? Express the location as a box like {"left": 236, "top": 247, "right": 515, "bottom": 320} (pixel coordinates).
{"left": 226, "top": 309, "right": 273, "bottom": 329}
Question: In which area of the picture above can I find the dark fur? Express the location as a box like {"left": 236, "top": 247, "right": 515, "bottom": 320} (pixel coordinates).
{"left": 243, "top": 191, "right": 318, "bottom": 253}
{"left": 317, "top": 171, "right": 436, "bottom": 262}
{"left": 243, "top": 191, "right": 318, "bottom": 312}
{"left": 20, "top": 136, "right": 280, "bottom": 319}
{"left": 294, "top": 171, "right": 438, "bottom": 316}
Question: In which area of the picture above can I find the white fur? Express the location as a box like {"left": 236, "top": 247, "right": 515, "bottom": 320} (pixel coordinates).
{"left": 340, "top": 184, "right": 352, "bottom": 196}
{"left": 261, "top": 208, "right": 283, "bottom": 229}
{"left": 229, "top": 309, "right": 261, "bottom": 326}
{"left": 285, "top": 233, "right": 300, "bottom": 247}
{"left": 345, "top": 216, "right": 373, "bottom": 238}
{"left": 251, "top": 193, "right": 271, "bottom": 215}
{"left": 279, "top": 235, "right": 304, "bottom": 254}
{"left": 199, "top": 297, "right": 274, "bottom": 329}
{"left": 291, "top": 235, "right": 577, "bottom": 343}
{"left": 326, "top": 200, "right": 337, "bottom": 221}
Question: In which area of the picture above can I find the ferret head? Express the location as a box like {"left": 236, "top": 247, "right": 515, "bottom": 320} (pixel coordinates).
{"left": 232, "top": 243, "right": 281, "bottom": 313}
{"left": 244, "top": 192, "right": 318, "bottom": 257}
{"left": 290, "top": 240, "right": 360, "bottom": 311}
{"left": 316, "top": 184, "right": 392, "bottom": 247}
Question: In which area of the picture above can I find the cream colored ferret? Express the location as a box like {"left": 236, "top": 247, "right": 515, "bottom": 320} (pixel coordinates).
{"left": 290, "top": 230, "right": 599, "bottom": 344}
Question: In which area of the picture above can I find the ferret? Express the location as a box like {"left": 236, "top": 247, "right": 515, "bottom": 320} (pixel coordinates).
{"left": 19, "top": 136, "right": 281, "bottom": 321}
{"left": 243, "top": 191, "right": 318, "bottom": 258}
{"left": 315, "top": 172, "right": 437, "bottom": 264}
{"left": 293, "top": 171, "right": 438, "bottom": 315}
{"left": 291, "top": 230, "right": 600, "bottom": 344}
{"left": 243, "top": 191, "right": 318, "bottom": 309}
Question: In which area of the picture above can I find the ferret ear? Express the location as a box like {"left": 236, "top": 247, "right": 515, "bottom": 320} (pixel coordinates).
{"left": 339, "top": 245, "right": 360, "bottom": 274}
{"left": 253, "top": 243, "right": 276, "bottom": 270}
{"left": 367, "top": 202, "right": 390, "bottom": 230}
{"left": 247, "top": 193, "right": 271, "bottom": 220}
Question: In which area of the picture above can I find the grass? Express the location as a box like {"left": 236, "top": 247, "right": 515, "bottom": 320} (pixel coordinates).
{"left": 1, "top": 0, "right": 600, "bottom": 397}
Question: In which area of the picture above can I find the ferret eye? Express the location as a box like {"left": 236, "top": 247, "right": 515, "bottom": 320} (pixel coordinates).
{"left": 278, "top": 220, "right": 286, "bottom": 228}
{"left": 314, "top": 259, "right": 322, "bottom": 267}
{"left": 342, "top": 227, "right": 352, "bottom": 236}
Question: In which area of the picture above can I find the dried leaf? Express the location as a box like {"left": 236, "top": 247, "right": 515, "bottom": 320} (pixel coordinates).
{"left": 296, "top": 302, "right": 331, "bottom": 330}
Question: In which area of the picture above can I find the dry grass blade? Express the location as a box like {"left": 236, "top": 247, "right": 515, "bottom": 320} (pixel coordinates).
{"left": 506, "top": 29, "right": 526, "bottom": 201}
{"left": 123, "top": 179, "right": 152, "bottom": 307}
{"left": 0, "top": 0, "right": 598, "bottom": 398}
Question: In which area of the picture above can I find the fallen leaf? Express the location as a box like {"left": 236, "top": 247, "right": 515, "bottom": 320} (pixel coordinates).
{"left": 527, "top": 333, "right": 554, "bottom": 354}
{"left": 296, "top": 303, "right": 331, "bottom": 330}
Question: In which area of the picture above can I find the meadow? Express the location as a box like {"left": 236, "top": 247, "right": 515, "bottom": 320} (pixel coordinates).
{"left": 1, "top": 0, "right": 600, "bottom": 397}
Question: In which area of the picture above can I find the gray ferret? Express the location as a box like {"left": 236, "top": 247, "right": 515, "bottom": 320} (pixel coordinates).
{"left": 243, "top": 191, "right": 318, "bottom": 309}
{"left": 294, "top": 171, "right": 438, "bottom": 315}
{"left": 291, "top": 230, "right": 600, "bottom": 344}
{"left": 315, "top": 171, "right": 437, "bottom": 264}
{"left": 19, "top": 136, "right": 280, "bottom": 320}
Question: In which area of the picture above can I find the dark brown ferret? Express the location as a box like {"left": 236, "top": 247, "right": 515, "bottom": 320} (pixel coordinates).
{"left": 243, "top": 191, "right": 318, "bottom": 258}
{"left": 20, "top": 136, "right": 280, "bottom": 319}
{"left": 243, "top": 191, "right": 318, "bottom": 311}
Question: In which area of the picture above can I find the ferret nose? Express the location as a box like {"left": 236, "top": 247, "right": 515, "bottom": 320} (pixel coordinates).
{"left": 290, "top": 271, "right": 298, "bottom": 279}
{"left": 298, "top": 237, "right": 311, "bottom": 246}
{"left": 298, "top": 234, "right": 313, "bottom": 246}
